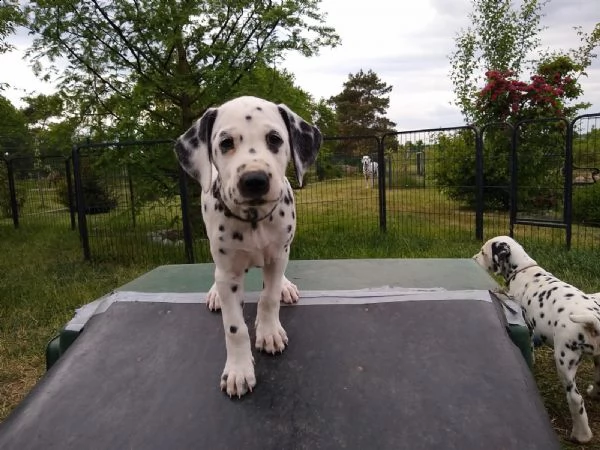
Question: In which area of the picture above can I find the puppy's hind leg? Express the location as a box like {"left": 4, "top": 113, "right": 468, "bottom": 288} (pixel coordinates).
{"left": 555, "top": 347, "right": 593, "bottom": 443}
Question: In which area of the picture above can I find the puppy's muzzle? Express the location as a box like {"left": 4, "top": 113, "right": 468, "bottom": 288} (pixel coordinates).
{"left": 238, "top": 170, "right": 270, "bottom": 199}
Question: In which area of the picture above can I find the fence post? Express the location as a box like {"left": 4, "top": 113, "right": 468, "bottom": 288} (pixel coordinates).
{"left": 6, "top": 158, "right": 19, "bottom": 229}
{"left": 65, "top": 157, "right": 76, "bottom": 231}
{"left": 72, "top": 145, "right": 91, "bottom": 260}
{"left": 178, "top": 166, "right": 195, "bottom": 264}
{"left": 377, "top": 136, "right": 386, "bottom": 232}
{"left": 564, "top": 121, "right": 574, "bottom": 250}
{"left": 509, "top": 125, "right": 519, "bottom": 238}
{"left": 475, "top": 128, "right": 484, "bottom": 240}
{"left": 127, "top": 164, "right": 136, "bottom": 228}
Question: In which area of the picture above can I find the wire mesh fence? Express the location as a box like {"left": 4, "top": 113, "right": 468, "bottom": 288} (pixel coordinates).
{"left": 2, "top": 114, "right": 599, "bottom": 263}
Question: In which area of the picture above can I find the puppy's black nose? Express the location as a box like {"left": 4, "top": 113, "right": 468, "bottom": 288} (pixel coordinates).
{"left": 238, "top": 170, "right": 270, "bottom": 198}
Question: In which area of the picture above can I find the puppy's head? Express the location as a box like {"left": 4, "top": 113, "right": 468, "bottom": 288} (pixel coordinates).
{"left": 174, "top": 96, "right": 321, "bottom": 218}
{"left": 361, "top": 155, "right": 371, "bottom": 169}
{"left": 473, "top": 235, "right": 536, "bottom": 282}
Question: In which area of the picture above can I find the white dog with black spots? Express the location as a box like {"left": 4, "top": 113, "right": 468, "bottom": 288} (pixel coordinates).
{"left": 474, "top": 235, "right": 600, "bottom": 443}
{"left": 175, "top": 96, "right": 321, "bottom": 398}
{"left": 361, "top": 155, "right": 378, "bottom": 188}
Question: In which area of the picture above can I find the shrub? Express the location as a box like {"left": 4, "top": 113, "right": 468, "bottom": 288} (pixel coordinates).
{"left": 57, "top": 164, "right": 117, "bottom": 214}
{"left": 572, "top": 183, "right": 600, "bottom": 225}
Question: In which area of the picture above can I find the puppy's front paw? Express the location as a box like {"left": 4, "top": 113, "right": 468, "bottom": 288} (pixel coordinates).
{"left": 570, "top": 427, "right": 593, "bottom": 444}
{"left": 220, "top": 356, "right": 256, "bottom": 398}
{"left": 281, "top": 276, "right": 299, "bottom": 304}
{"left": 206, "top": 284, "right": 221, "bottom": 311}
{"left": 255, "top": 320, "right": 288, "bottom": 354}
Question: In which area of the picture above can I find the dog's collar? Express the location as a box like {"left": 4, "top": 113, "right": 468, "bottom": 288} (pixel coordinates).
{"left": 507, "top": 264, "right": 539, "bottom": 284}
{"left": 221, "top": 201, "right": 279, "bottom": 228}
{"left": 213, "top": 180, "right": 280, "bottom": 228}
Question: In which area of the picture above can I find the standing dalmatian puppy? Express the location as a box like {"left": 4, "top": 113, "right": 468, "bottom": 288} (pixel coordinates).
{"left": 361, "top": 155, "right": 378, "bottom": 188}
{"left": 174, "top": 96, "right": 321, "bottom": 398}
{"left": 474, "top": 236, "right": 600, "bottom": 443}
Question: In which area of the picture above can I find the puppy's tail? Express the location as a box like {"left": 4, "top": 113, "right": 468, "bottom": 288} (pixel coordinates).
{"left": 570, "top": 314, "right": 600, "bottom": 337}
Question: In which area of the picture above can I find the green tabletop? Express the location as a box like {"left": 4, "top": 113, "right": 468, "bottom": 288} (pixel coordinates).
{"left": 117, "top": 258, "right": 498, "bottom": 293}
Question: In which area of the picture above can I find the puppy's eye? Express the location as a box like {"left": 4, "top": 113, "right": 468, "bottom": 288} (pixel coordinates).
{"left": 266, "top": 131, "right": 283, "bottom": 150}
{"left": 220, "top": 137, "right": 235, "bottom": 153}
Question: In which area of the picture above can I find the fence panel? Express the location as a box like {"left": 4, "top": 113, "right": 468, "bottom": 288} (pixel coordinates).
{"left": 569, "top": 113, "right": 600, "bottom": 250}
{"left": 3, "top": 154, "right": 75, "bottom": 229}
{"left": 382, "top": 127, "right": 479, "bottom": 243}
{"left": 510, "top": 118, "right": 570, "bottom": 247}
{"left": 291, "top": 136, "right": 382, "bottom": 242}
{"left": 74, "top": 140, "right": 194, "bottom": 264}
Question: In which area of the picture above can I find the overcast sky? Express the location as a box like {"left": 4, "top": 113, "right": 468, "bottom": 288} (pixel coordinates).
{"left": 1, "top": 0, "right": 598, "bottom": 130}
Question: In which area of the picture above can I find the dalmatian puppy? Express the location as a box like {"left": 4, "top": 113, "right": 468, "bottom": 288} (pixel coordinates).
{"left": 361, "top": 155, "right": 378, "bottom": 188}
{"left": 174, "top": 96, "right": 321, "bottom": 398}
{"left": 474, "top": 236, "right": 600, "bottom": 443}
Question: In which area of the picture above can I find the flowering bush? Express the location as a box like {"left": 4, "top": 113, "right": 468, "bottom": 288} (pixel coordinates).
{"left": 475, "top": 56, "right": 585, "bottom": 123}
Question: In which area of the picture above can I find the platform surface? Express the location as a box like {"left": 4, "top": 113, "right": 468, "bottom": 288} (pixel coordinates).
{"left": 0, "top": 259, "right": 559, "bottom": 450}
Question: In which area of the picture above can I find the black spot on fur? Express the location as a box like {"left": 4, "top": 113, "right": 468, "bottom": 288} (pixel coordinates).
{"left": 565, "top": 293, "right": 574, "bottom": 297}
{"left": 245, "top": 115, "right": 252, "bottom": 121}
{"left": 249, "top": 148, "right": 256, "bottom": 154}
{"left": 219, "top": 248, "right": 226, "bottom": 254}
{"left": 540, "top": 312, "right": 545, "bottom": 318}
{"left": 578, "top": 333, "right": 585, "bottom": 341}
{"left": 558, "top": 307, "right": 564, "bottom": 313}
{"left": 566, "top": 384, "right": 573, "bottom": 392}
{"left": 579, "top": 406, "right": 584, "bottom": 415}
{"left": 219, "top": 224, "right": 225, "bottom": 232}
{"left": 232, "top": 231, "right": 243, "bottom": 241}
{"left": 230, "top": 325, "right": 238, "bottom": 333}
{"left": 287, "top": 225, "right": 292, "bottom": 233}
{"left": 561, "top": 351, "right": 565, "bottom": 357}
{"left": 256, "top": 106, "right": 262, "bottom": 111}
{"left": 279, "top": 210, "right": 285, "bottom": 217}
{"left": 231, "top": 285, "right": 238, "bottom": 292}
{"left": 559, "top": 359, "right": 564, "bottom": 365}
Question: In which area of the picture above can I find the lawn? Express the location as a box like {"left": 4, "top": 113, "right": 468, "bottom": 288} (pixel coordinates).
{"left": 2, "top": 175, "right": 600, "bottom": 448}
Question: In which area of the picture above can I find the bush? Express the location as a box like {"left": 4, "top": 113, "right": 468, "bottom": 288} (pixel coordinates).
{"left": 433, "top": 127, "right": 564, "bottom": 211}
{"left": 572, "top": 183, "right": 600, "bottom": 225}
{"left": 57, "top": 165, "right": 117, "bottom": 215}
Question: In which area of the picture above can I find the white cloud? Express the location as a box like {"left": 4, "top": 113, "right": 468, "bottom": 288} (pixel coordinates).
{"left": 0, "top": 0, "right": 598, "bottom": 130}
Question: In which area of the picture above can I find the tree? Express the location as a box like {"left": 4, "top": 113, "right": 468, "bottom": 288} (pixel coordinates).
{"left": 449, "top": 0, "right": 547, "bottom": 124}
{"left": 26, "top": 0, "right": 340, "bottom": 135}
{"left": 450, "top": 1, "right": 599, "bottom": 125}
{"left": 0, "top": 95, "right": 30, "bottom": 155}
{"left": 0, "top": 1, "right": 26, "bottom": 54}
{"left": 329, "top": 69, "right": 396, "bottom": 157}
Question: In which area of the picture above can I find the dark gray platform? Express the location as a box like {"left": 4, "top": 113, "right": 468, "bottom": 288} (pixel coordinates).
{"left": 0, "top": 259, "right": 558, "bottom": 449}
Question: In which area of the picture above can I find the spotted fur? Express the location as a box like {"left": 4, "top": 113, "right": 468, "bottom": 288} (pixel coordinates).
{"left": 474, "top": 235, "right": 600, "bottom": 444}
{"left": 174, "top": 96, "right": 321, "bottom": 398}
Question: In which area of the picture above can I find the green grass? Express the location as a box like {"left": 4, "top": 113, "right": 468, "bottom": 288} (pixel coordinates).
{"left": 2, "top": 176, "right": 600, "bottom": 448}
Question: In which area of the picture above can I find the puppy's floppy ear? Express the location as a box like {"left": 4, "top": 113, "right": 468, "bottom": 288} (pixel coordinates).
{"left": 174, "top": 108, "right": 217, "bottom": 193}
{"left": 491, "top": 241, "right": 511, "bottom": 264}
{"left": 277, "top": 104, "right": 322, "bottom": 187}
